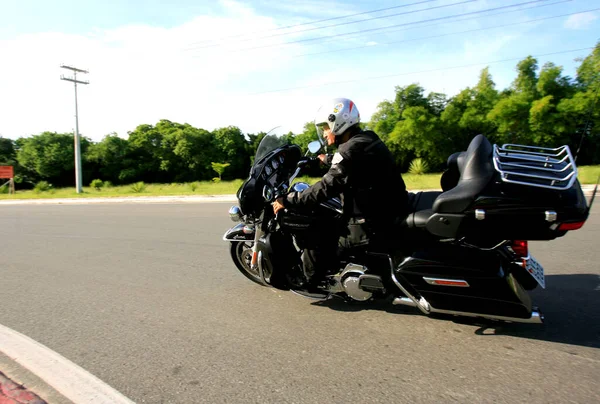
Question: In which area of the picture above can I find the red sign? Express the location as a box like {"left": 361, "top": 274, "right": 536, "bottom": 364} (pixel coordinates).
{"left": 0, "top": 166, "right": 14, "bottom": 178}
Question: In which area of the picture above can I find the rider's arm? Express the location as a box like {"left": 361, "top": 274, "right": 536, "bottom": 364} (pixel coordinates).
{"left": 284, "top": 152, "right": 350, "bottom": 208}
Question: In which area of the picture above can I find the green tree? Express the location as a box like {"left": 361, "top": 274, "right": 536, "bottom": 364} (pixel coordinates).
{"left": 487, "top": 92, "right": 532, "bottom": 145}
{"left": 389, "top": 106, "right": 444, "bottom": 166}
{"left": 370, "top": 100, "right": 399, "bottom": 139}
{"left": 513, "top": 56, "right": 539, "bottom": 99}
{"left": 394, "top": 84, "right": 430, "bottom": 116}
{"left": 211, "top": 162, "right": 230, "bottom": 181}
{"left": 16, "top": 132, "right": 92, "bottom": 187}
{"left": 292, "top": 122, "right": 320, "bottom": 154}
{"left": 0, "top": 137, "right": 16, "bottom": 165}
{"left": 86, "top": 133, "right": 131, "bottom": 184}
{"left": 212, "top": 126, "right": 251, "bottom": 180}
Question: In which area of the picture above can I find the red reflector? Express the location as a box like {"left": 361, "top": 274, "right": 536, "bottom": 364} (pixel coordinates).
{"left": 434, "top": 280, "right": 469, "bottom": 287}
{"left": 512, "top": 240, "right": 528, "bottom": 257}
{"left": 424, "top": 278, "right": 470, "bottom": 287}
{"left": 558, "top": 221, "right": 585, "bottom": 231}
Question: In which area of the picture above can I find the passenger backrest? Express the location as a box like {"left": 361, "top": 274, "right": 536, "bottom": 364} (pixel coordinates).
{"left": 433, "top": 135, "right": 495, "bottom": 213}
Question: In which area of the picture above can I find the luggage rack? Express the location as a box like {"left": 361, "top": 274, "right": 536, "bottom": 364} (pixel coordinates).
{"left": 492, "top": 143, "right": 578, "bottom": 190}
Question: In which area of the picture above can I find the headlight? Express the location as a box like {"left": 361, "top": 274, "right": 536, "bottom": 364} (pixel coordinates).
{"left": 229, "top": 206, "right": 243, "bottom": 222}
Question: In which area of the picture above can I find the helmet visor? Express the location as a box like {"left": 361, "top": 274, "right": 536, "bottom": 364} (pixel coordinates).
{"left": 315, "top": 121, "right": 329, "bottom": 145}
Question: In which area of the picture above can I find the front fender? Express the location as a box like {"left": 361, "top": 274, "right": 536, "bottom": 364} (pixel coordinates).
{"left": 222, "top": 223, "right": 255, "bottom": 241}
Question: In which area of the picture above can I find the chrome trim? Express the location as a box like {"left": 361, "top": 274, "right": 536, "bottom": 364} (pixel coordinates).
{"left": 292, "top": 182, "right": 310, "bottom": 192}
{"left": 493, "top": 143, "right": 578, "bottom": 190}
{"left": 229, "top": 205, "right": 242, "bottom": 222}
{"left": 262, "top": 185, "right": 274, "bottom": 202}
{"left": 342, "top": 276, "right": 372, "bottom": 301}
{"left": 545, "top": 210, "right": 557, "bottom": 222}
{"left": 329, "top": 263, "right": 370, "bottom": 296}
{"left": 423, "top": 277, "right": 470, "bottom": 287}
{"left": 288, "top": 167, "right": 302, "bottom": 188}
{"left": 475, "top": 209, "right": 486, "bottom": 220}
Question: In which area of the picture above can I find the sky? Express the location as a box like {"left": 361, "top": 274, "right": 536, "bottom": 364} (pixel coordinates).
{"left": 0, "top": 0, "right": 598, "bottom": 142}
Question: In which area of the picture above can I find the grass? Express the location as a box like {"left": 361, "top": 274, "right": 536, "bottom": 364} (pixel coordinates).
{"left": 1, "top": 166, "right": 597, "bottom": 200}
{"left": 0, "top": 180, "right": 245, "bottom": 200}
{"left": 578, "top": 165, "right": 600, "bottom": 185}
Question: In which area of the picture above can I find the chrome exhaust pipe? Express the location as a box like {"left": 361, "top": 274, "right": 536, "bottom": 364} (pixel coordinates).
{"left": 393, "top": 297, "right": 417, "bottom": 307}
{"left": 392, "top": 297, "right": 544, "bottom": 324}
{"left": 428, "top": 308, "right": 544, "bottom": 324}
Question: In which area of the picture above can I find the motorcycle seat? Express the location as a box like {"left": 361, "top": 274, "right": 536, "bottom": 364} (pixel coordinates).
{"left": 433, "top": 135, "right": 495, "bottom": 214}
{"left": 401, "top": 191, "right": 442, "bottom": 228}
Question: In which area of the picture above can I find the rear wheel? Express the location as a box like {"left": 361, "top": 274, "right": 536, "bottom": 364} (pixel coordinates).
{"left": 229, "top": 241, "right": 265, "bottom": 286}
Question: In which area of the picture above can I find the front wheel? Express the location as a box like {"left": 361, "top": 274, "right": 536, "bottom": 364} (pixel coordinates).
{"left": 229, "top": 241, "right": 265, "bottom": 286}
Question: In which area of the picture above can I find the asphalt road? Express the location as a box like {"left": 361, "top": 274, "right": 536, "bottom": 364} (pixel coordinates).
{"left": 0, "top": 202, "right": 598, "bottom": 403}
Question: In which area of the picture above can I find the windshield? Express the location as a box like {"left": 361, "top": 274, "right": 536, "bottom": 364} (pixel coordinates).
{"left": 254, "top": 126, "right": 291, "bottom": 163}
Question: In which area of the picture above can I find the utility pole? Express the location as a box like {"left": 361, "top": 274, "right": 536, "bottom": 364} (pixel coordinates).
{"left": 60, "top": 64, "right": 89, "bottom": 193}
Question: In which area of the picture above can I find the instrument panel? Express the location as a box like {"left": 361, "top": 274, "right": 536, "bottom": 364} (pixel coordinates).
{"left": 261, "top": 152, "right": 287, "bottom": 186}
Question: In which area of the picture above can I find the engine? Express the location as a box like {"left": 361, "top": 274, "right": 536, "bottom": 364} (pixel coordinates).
{"left": 332, "top": 263, "right": 385, "bottom": 301}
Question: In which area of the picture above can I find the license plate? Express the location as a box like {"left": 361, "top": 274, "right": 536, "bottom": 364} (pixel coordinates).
{"left": 525, "top": 255, "right": 545, "bottom": 289}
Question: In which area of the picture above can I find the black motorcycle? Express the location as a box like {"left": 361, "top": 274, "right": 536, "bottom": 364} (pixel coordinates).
{"left": 223, "top": 126, "right": 593, "bottom": 324}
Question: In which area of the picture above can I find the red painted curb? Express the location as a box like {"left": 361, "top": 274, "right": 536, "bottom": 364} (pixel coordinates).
{"left": 0, "top": 372, "right": 46, "bottom": 404}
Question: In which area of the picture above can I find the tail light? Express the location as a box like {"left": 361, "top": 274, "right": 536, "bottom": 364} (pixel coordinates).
{"left": 558, "top": 221, "right": 586, "bottom": 231}
{"left": 511, "top": 240, "right": 528, "bottom": 257}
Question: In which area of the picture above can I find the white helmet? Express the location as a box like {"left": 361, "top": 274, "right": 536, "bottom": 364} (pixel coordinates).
{"left": 314, "top": 97, "right": 360, "bottom": 138}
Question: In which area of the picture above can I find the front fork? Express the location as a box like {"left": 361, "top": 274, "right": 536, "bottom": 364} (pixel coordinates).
{"left": 250, "top": 225, "right": 264, "bottom": 273}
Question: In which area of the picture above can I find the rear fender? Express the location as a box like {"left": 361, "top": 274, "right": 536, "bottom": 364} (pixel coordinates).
{"left": 223, "top": 223, "right": 255, "bottom": 242}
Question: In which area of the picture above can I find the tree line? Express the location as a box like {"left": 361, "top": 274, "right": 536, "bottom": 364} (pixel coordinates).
{"left": 1, "top": 43, "right": 598, "bottom": 189}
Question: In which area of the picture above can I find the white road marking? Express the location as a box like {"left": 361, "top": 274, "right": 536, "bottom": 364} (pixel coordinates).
{"left": 0, "top": 195, "right": 237, "bottom": 205}
{"left": 0, "top": 323, "right": 135, "bottom": 404}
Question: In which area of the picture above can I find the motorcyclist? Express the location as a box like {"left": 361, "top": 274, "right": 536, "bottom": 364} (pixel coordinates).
{"left": 273, "top": 97, "right": 409, "bottom": 288}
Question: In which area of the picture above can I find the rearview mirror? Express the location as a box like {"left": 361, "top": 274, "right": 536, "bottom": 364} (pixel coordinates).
{"left": 308, "top": 141, "right": 322, "bottom": 154}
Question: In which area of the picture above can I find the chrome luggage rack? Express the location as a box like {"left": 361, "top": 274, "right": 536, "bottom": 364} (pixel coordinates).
{"left": 492, "top": 143, "right": 578, "bottom": 190}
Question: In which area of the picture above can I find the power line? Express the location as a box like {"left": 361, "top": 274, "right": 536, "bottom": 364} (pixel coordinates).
{"left": 189, "top": 0, "right": 478, "bottom": 50}
{"left": 250, "top": 47, "right": 594, "bottom": 95}
{"left": 290, "top": 0, "right": 569, "bottom": 51}
{"left": 293, "top": 7, "right": 597, "bottom": 59}
{"left": 225, "top": 0, "right": 558, "bottom": 53}
{"left": 188, "top": 0, "right": 440, "bottom": 47}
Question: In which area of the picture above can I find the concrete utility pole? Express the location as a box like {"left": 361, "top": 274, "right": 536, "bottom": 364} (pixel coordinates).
{"left": 60, "top": 65, "right": 89, "bottom": 194}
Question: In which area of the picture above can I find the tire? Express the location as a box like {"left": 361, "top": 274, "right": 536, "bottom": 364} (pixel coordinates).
{"left": 229, "top": 241, "right": 265, "bottom": 286}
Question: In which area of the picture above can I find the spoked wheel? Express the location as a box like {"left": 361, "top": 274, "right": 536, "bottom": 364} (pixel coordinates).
{"left": 229, "top": 241, "right": 265, "bottom": 286}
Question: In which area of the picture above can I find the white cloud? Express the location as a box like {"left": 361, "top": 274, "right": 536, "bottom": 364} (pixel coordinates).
{"left": 564, "top": 12, "right": 598, "bottom": 30}
{"left": 0, "top": 1, "right": 592, "bottom": 143}
{"left": 0, "top": 2, "right": 322, "bottom": 141}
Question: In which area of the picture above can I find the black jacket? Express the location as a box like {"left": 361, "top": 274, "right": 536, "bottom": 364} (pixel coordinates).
{"left": 284, "top": 129, "right": 408, "bottom": 231}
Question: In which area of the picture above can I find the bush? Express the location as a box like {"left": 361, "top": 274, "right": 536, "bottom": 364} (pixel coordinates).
{"left": 90, "top": 179, "right": 104, "bottom": 190}
{"left": 103, "top": 180, "right": 113, "bottom": 188}
{"left": 130, "top": 181, "right": 146, "bottom": 193}
{"left": 189, "top": 182, "right": 199, "bottom": 192}
{"left": 408, "top": 158, "right": 430, "bottom": 175}
{"left": 34, "top": 181, "right": 52, "bottom": 193}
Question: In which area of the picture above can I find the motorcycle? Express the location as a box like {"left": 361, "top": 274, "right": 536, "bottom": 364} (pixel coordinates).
{"left": 223, "top": 126, "right": 594, "bottom": 324}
